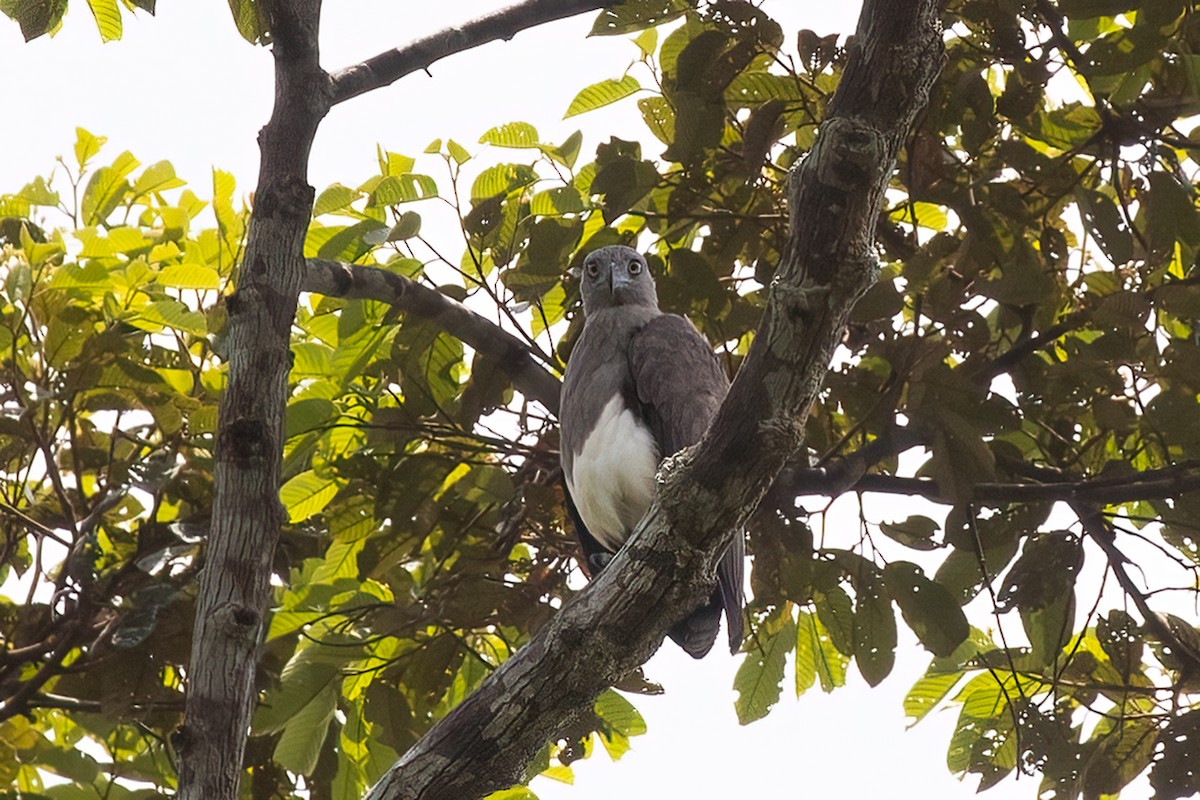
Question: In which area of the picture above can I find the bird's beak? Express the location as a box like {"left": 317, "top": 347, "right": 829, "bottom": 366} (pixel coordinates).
{"left": 609, "top": 267, "right": 632, "bottom": 301}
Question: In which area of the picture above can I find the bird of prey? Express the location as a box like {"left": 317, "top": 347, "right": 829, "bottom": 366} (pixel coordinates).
{"left": 559, "top": 244, "right": 744, "bottom": 658}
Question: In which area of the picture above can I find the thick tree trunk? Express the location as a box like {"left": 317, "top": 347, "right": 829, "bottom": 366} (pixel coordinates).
{"left": 366, "top": 1, "right": 945, "bottom": 798}
{"left": 175, "top": 2, "right": 330, "bottom": 797}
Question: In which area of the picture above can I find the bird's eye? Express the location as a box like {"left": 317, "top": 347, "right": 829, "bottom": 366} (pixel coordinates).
{"left": 585, "top": 261, "right": 599, "bottom": 278}
{"left": 629, "top": 260, "right": 642, "bottom": 275}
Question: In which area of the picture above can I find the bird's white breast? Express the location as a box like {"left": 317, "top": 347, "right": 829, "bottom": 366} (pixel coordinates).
{"left": 565, "top": 395, "right": 660, "bottom": 552}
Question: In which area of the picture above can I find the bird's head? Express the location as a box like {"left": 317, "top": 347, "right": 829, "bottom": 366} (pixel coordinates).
{"left": 578, "top": 245, "right": 658, "bottom": 314}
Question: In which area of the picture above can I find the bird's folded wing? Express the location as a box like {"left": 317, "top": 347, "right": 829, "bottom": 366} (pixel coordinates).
{"left": 630, "top": 314, "right": 745, "bottom": 652}
{"left": 627, "top": 314, "right": 729, "bottom": 456}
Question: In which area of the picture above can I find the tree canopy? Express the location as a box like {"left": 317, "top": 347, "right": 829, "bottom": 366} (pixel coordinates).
{"left": 1, "top": 0, "right": 1199, "bottom": 798}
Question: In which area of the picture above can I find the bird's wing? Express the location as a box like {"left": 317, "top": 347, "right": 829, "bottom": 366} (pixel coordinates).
{"left": 627, "top": 314, "right": 729, "bottom": 456}
{"left": 630, "top": 314, "right": 745, "bottom": 654}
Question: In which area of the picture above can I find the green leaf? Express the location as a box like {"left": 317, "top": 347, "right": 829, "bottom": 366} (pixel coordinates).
{"left": 814, "top": 586, "right": 854, "bottom": 656}
{"left": 878, "top": 515, "right": 941, "bottom": 551}
{"left": 368, "top": 174, "right": 437, "bottom": 206}
{"left": 274, "top": 684, "right": 337, "bottom": 776}
{"left": 17, "top": 175, "right": 60, "bottom": 207}
{"left": 1020, "top": 591, "right": 1076, "bottom": 666}
{"left": 1150, "top": 711, "right": 1200, "bottom": 799}
{"left": 883, "top": 561, "right": 970, "bottom": 657}
{"left": 633, "top": 28, "right": 657, "bottom": 56}
{"left": 591, "top": 0, "right": 691, "bottom": 35}
{"left": 255, "top": 651, "right": 340, "bottom": 734}
{"left": 479, "top": 121, "right": 540, "bottom": 149}
{"left": 157, "top": 263, "right": 220, "bottom": 290}
{"left": 904, "top": 670, "right": 965, "bottom": 726}
{"left": 291, "top": 342, "right": 334, "bottom": 376}
{"left": 725, "top": 71, "right": 802, "bottom": 105}
{"left": 3, "top": 0, "right": 68, "bottom": 40}
{"left": 86, "top": 0, "right": 121, "bottom": 40}
{"left": 796, "top": 610, "right": 848, "bottom": 696}
{"left": 924, "top": 407, "right": 997, "bottom": 504}
{"left": 131, "top": 300, "right": 207, "bottom": 336}
{"left": 1084, "top": 715, "right": 1159, "bottom": 798}
{"left": 132, "top": 161, "right": 185, "bottom": 196}
{"left": 564, "top": 75, "right": 641, "bottom": 118}
{"left": 849, "top": 563, "right": 897, "bottom": 686}
{"left": 470, "top": 164, "right": 538, "bottom": 201}
{"left": 734, "top": 608, "right": 796, "bottom": 724}
{"left": 447, "top": 139, "right": 471, "bottom": 165}
{"left": 227, "top": 0, "right": 268, "bottom": 43}
{"left": 593, "top": 688, "right": 646, "bottom": 760}
{"left": 314, "top": 184, "right": 362, "bottom": 217}
{"left": 530, "top": 186, "right": 584, "bottom": 216}
{"left": 74, "top": 127, "right": 106, "bottom": 171}
{"left": 387, "top": 211, "right": 422, "bottom": 241}
{"left": 48, "top": 261, "right": 110, "bottom": 290}
{"left": 82, "top": 150, "right": 139, "bottom": 225}
{"left": 280, "top": 470, "right": 340, "bottom": 523}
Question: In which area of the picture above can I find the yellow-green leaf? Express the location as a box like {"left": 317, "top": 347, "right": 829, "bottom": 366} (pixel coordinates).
{"left": 479, "top": 121, "right": 540, "bottom": 149}
{"left": 131, "top": 300, "right": 207, "bottom": 336}
{"left": 565, "top": 75, "right": 641, "bottom": 118}
{"left": 86, "top": 0, "right": 122, "bottom": 41}
{"left": 273, "top": 684, "right": 337, "bottom": 776}
{"left": 158, "top": 263, "right": 220, "bottom": 290}
{"left": 904, "top": 670, "right": 964, "bottom": 726}
{"left": 280, "top": 470, "right": 340, "bottom": 523}
{"left": 735, "top": 608, "right": 796, "bottom": 724}
{"left": 74, "top": 127, "right": 106, "bottom": 171}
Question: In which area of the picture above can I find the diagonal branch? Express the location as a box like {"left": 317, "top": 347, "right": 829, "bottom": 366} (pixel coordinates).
{"left": 304, "top": 259, "right": 563, "bottom": 413}
{"left": 1070, "top": 500, "right": 1200, "bottom": 676}
{"left": 329, "top": 0, "right": 614, "bottom": 106}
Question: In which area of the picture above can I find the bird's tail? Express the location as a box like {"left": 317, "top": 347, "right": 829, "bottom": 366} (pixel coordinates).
{"left": 668, "top": 599, "right": 723, "bottom": 659}
{"left": 669, "top": 534, "right": 746, "bottom": 659}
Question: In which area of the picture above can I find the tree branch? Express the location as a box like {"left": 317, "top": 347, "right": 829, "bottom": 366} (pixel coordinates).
{"left": 329, "top": 0, "right": 614, "bottom": 106}
{"left": 1070, "top": 500, "right": 1200, "bottom": 676}
{"left": 792, "top": 461, "right": 1200, "bottom": 505}
{"left": 303, "top": 259, "right": 562, "bottom": 414}
{"left": 366, "top": 2, "right": 946, "bottom": 798}
{"left": 0, "top": 623, "right": 80, "bottom": 722}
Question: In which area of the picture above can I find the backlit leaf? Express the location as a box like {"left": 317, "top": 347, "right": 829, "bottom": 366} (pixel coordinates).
{"left": 735, "top": 608, "right": 796, "bottom": 724}
{"left": 479, "top": 122, "right": 540, "bottom": 149}
{"left": 564, "top": 76, "right": 641, "bottom": 118}
{"left": 86, "top": 0, "right": 121, "bottom": 40}
{"left": 280, "top": 470, "right": 340, "bottom": 523}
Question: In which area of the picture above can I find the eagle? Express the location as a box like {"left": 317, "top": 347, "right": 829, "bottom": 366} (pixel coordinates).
{"left": 559, "top": 245, "right": 744, "bottom": 658}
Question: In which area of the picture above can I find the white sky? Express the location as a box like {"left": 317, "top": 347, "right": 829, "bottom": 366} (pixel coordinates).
{"left": 0, "top": 3, "right": 1070, "bottom": 798}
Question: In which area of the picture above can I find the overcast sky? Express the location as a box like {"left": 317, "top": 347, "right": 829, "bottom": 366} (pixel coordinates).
{"left": 0, "top": 3, "right": 1055, "bottom": 798}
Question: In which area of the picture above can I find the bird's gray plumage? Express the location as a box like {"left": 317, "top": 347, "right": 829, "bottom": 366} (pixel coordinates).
{"left": 560, "top": 245, "right": 745, "bottom": 658}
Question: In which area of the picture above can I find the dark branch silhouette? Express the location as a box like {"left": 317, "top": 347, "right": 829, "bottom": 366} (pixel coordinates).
{"left": 329, "top": 0, "right": 614, "bottom": 106}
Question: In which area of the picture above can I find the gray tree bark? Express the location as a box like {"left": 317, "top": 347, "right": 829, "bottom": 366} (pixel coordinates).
{"left": 175, "top": 2, "right": 329, "bottom": 798}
